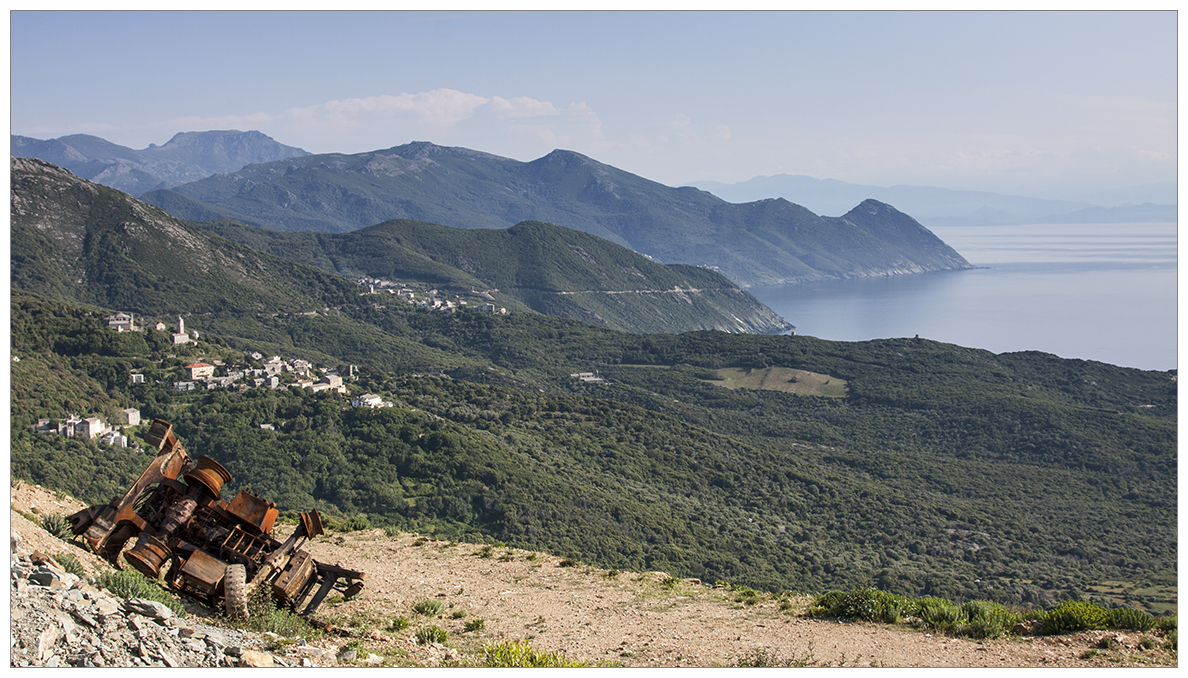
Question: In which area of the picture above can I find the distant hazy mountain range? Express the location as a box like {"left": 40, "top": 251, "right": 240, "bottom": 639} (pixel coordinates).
{"left": 138, "top": 141, "right": 972, "bottom": 287}
{"left": 690, "top": 175, "right": 1177, "bottom": 227}
{"left": 10, "top": 131, "right": 310, "bottom": 195}
{"left": 13, "top": 131, "right": 974, "bottom": 287}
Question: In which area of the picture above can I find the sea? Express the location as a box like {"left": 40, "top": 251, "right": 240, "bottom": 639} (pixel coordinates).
{"left": 748, "top": 222, "right": 1177, "bottom": 372}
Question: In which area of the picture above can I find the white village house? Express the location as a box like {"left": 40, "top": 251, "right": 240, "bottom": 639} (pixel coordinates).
{"left": 352, "top": 393, "right": 391, "bottom": 408}
{"left": 55, "top": 415, "right": 107, "bottom": 439}
{"left": 185, "top": 362, "right": 216, "bottom": 380}
{"left": 105, "top": 312, "right": 137, "bottom": 332}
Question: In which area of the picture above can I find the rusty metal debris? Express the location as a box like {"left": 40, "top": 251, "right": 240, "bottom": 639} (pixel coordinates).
{"left": 68, "top": 419, "right": 364, "bottom": 623}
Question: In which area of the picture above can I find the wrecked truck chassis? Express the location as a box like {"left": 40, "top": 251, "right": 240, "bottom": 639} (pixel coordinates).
{"left": 68, "top": 419, "right": 364, "bottom": 623}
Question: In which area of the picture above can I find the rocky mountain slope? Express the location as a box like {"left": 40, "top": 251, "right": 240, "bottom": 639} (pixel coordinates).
{"left": 11, "top": 130, "right": 309, "bottom": 195}
{"left": 137, "top": 141, "right": 974, "bottom": 287}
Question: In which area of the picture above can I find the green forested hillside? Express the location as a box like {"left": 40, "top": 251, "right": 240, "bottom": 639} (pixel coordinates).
{"left": 10, "top": 290, "right": 1176, "bottom": 613}
{"left": 193, "top": 217, "right": 791, "bottom": 334}
{"left": 9, "top": 154, "right": 1176, "bottom": 615}
{"left": 11, "top": 157, "right": 360, "bottom": 315}
{"left": 11, "top": 157, "right": 789, "bottom": 335}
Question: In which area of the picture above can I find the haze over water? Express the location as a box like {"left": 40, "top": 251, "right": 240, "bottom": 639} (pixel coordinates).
{"left": 749, "top": 222, "right": 1177, "bottom": 371}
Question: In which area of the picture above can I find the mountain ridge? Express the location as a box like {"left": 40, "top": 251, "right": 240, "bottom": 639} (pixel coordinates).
{"left": 11, "top": 130, "right": 310, "bottom": 195}
{"left": 690, "top": 174, "right": 1177, "bottom": 226}
{"left": 194, "top": 215, "right": 793, "bottom": 334}
{"left": 135, "top": 141, "right": 974, "bottom": 287}
{"left": 10, "top": 157, "right": 790, "bottom": 335}
{"left": 9, "top": 157, "right": 358, "bottom": 315}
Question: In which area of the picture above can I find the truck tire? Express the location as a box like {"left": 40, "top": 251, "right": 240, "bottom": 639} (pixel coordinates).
{"left": 224, "top": 563, "right": 249, "bottom": 620}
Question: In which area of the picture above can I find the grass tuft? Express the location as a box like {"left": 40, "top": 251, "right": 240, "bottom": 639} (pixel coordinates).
{"left": 97, "top": 569, "right": 186, "bottom": 618}
{"left": 482, "top": 639, "right": 588, "bottom": 667}
{"left": 40, "top": 513, "right": 73, "bottom": 540}
{"left": 413, "top": 599, "right": 445, "bottom": 616}
{"left": 464, "top": 618, "right": 486, "bottom": 632}
{"left": 53, "top": 551, "right": 85, "bottom": 577}
{"left": 415, "top": 624, "right": 448, "bottom": 645}
{"left": 389, "top": 616, "right": 410, "bottom": 631}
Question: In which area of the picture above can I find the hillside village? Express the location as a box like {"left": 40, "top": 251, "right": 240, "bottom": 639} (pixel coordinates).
{"left": 100, "top": 311, "right": 355, "bottom": 394}
{"left": 25, "top": 309, "right": 416, "bottom": 448}
{"left": 357, "top": 278, "right": 507, "bottom": 314}
{"left": 17, "top": 288, "right": 518, "bottom": 456}
{"left": 28, "top": 287, "right": 556, "bottom": 451}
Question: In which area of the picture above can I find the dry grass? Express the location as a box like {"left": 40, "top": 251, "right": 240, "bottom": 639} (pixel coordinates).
{"left": 704, "top": 367, "right": 848, "bottom": 396}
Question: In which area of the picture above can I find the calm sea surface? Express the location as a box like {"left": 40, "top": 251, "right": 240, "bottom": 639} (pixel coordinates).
{"left": 748, "top": 222, "right": 1177, "bottom": 371}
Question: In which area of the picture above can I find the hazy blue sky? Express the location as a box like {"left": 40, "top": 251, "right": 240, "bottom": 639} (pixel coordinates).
{"left": 9, "top": 10, "right": 1177, "bottom": 198}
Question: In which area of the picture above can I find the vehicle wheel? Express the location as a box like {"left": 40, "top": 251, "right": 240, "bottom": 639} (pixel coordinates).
{"left": 224, "top": 563, "right": 249, "bottom": 620}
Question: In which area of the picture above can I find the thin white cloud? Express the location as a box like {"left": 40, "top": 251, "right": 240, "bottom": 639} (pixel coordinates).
{"left": 484, "top": 95, "right": 566, "bottom": 119}
{"left": 292, "top": 90, "right": 489, "bottom": 125}
{"left": 623, "top": 113, "right": 733, "bottom": 150}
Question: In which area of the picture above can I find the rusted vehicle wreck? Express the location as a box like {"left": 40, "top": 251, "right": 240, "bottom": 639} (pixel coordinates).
{"left": 68, "top": 419, "right": 364, "bottom": 622}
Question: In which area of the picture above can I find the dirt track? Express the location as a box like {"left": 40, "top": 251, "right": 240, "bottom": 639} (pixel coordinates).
{"left": 10, "top": 483, "right": 1174, "bottom": 667}
{"left": 301, "top": 527, "right": 1173, "bottom": 667}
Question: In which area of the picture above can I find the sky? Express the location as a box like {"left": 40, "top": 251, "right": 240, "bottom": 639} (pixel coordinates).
{"left": 8, "top": 10, "right": 1178, "bottom": 199}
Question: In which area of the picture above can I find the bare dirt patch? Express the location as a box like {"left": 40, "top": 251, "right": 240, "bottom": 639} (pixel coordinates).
{"left": 300, "top": 528, "right": 1174, "bottom": 667}
{"left": 9, "top": 482, "right": 112, "bottom": 577}
{"left": 10, "top": 483, "right": 1174, "bottom": 667}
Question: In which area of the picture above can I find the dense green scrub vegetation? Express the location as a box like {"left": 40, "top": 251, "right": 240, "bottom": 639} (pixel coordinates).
{"left": 10, "top": 290, "right": 1176, "bottom": 614}
{"left": 807, "top": 587, "right": 1176, "bottom": 646}
{"left": 193, "top": 217, "right": 791, "bottom": 334}
{"left": 10, "top": 159, "right": 362, "bottom": 316}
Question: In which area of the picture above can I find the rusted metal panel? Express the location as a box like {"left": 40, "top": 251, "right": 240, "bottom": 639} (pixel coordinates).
{"left": 226, "top": 489, "right": 278, "bottom": 533}
{"left": 179, "top": 549, "right": 227, "bottom": 595}
{"left": 299, "top": 510, "right": 323, "bottom": 539}
{"left": 143, "top": 419, "right": 174, "bottom": 450}
{"left": 272, "top": 550, "right": 316, "bottom": 607}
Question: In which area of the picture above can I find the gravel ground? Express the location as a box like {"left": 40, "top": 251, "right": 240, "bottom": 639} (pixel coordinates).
{"left": 302, "top": 528, "right": 1176, "bottom": 667}
{"left": 10, "top": 482, "right": 1176, "bottom": 667}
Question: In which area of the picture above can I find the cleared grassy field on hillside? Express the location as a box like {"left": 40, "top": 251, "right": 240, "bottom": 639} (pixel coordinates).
{"left": 704, "top": 367, "right": 848, "bottom": 397}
